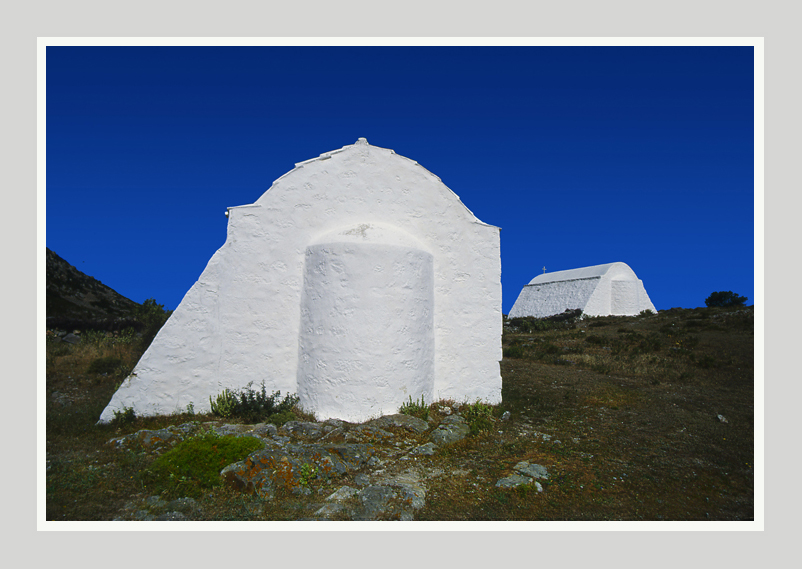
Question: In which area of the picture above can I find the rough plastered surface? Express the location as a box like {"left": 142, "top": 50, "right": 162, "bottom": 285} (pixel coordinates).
{"left": 508, "top": 262, "right": 656, "bottom": 319}
{"left": 99, "top": 138, "right": 502, "bottom": 423}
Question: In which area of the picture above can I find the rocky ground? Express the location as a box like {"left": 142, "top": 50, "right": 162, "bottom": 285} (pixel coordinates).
{"left": 106, "top": 410, "right": 549, "bottom": 522}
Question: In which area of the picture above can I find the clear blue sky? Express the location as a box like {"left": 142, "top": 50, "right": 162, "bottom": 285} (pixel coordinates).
{"left": 46, "top": 46, "right": 755, "bottom": 314}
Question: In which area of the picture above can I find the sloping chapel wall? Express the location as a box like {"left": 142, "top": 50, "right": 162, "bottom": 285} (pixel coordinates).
{"left": 99, "top": 140, "right": 501, "bottom": 423}
{"left": 508, "top": 278, "right": 598, "bottom": 319}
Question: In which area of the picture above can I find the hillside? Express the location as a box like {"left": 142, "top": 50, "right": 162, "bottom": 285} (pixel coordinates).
{"left": 46, "top": 304, "right": 754, "bottom": 522}
{"left": 46, "top": 248, "right": 140, "bottom": 326}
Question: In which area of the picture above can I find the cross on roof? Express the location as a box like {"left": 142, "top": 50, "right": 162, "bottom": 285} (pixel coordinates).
{"left": 543, "top": 266, "right": 546, "bottom": 274}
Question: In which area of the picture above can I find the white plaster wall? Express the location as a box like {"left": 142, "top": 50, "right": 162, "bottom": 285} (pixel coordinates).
{"left": 507, "top": 262, "right": 656, "bottom": 320}
{"left": 508, "top": 278, "right": 598, "bottom": 319}
{"left": 636, "top": 280, "right": 657, "bottom": 314}
{"left": 297, "top": 235, "right": 434, "bottom": 422}
{"left": 99, "top": 138, "right": 502, "bottom": 423}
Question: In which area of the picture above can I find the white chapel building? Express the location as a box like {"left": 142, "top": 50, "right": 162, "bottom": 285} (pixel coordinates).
{"left": 99, "top": 138, "right": 502, "bottom": 424}
{"left": 508, "top": 262, "right": 657, "bottom": 319}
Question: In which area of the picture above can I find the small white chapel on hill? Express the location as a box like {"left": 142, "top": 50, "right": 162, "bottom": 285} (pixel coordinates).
{"left": 508, "top": 262, "right": 657, "bottom": 319}
{"left": 99, "top": 138, "right": 503, "bottom": 424}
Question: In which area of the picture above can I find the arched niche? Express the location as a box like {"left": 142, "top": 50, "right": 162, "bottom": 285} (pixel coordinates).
{"left": 296, "top": 223, "right": 434, "bottom": 422}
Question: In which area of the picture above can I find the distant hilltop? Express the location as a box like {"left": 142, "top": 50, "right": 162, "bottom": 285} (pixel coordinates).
{"left": 46, "top": 247, "right": 140, "bottom": 328}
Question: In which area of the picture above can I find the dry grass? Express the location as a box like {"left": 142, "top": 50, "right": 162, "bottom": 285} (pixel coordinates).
{"left": 45, "top": 305, "right": 754, "bottom": 521}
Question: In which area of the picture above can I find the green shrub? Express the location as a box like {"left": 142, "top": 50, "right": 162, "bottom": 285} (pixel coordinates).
{"left": 210, "top": 389, "right": 237, "bottom": 418}
{"left": 705, "top": 291, "right": 748, "bottom": 308}
{"left": 462, "top": 400, "right": 494, "bottom": 436}
{"left": 135, "top": 298, "right": 173, "bottom": 351}
{"left": 111, "top": 406, "right": 136, "bottom": 427}
{"left": 585, "top": 335, "right": 605, "bottom": 345}
{"left": 266, "top": 409, "right": 297, "bottom": 427}
{"left": 209, "top": 382, "right": 300, "bottom": 424}
{"left": 143, "top": 430, "right": 263, "bottom": 498}
{"left": 399, "top": 395, "right": 429, "bottom": 421}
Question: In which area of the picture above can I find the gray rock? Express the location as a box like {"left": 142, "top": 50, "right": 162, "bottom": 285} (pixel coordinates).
{"left": 251, "top": 423, "right": 278, "bottom": 437}
{"left": 155, "top": 511, "right": 189, "bottom": 521}
{"left": 221, "top": 443, "right": 377, "bottom": 498}
{"left": 367, "top": 414, "right": 430, "bottom": 434}
{"left": 430, "top": 415, "right": 470, "bottom": 446}
{"left": 166, "top": 497, "right": 202, "bottom": 515}
{"left": 355, "top": 485, "right": 397, "bottom": 520}
{"left": 326, "top": 486, "right": 359, "bottom": 502}
{"left": 514, "top": 462, "right": 548, "bottom": 480}
{"left": 314, "top": 502, "right": 346, "bottom": 519}
{"left": 411, "top": 442, "right": 437, "bottom": 456}
{"left": 280, "top": 421, "right": 326, "bottom": 440}
{"left": 354, "top": 474, "right": 371, "bottom": 486}
{"left": 501, "top": 411, "right": 511, "bottom": 421}
{"left": 62, "top": 333, "right": 81, "bottom": 344}
{"left": 495, "top": 474, "right": 533, "bottom": 488}
{"left": 717, "top": 414, "right": 728, "bottom": 423}
{"left": 346, "top": 424, "right": 394, "bottom": 442}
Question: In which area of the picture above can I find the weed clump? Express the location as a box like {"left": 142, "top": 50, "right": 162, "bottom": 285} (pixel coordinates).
{"left": 462, "top": 400, "right": 494, "bottom": 435}
{"left": 210, "top": 382, "right": 300, "bottom": 424}
{"left": 111, "top": 406, "right": 136, "bottom": 427}
{"left": 143, "top": 430, "right": 263, "bottom": 498}
{"left": 399, "top": 395, "right": 429, "bottom": 421}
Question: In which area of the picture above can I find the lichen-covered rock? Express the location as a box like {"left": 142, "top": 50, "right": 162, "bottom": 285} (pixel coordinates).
{"left": 430, "top": 415, "right": 470, "bottom": 446}
{"left": 221, "top": 443, "right": 377, "bottom": 498}
{"left": 367, "top": 414, "right": 430, "bottom": 434}
{"left": 354, "top": 486, "right": 398, "bottom": 520}
{"left": 411, "top": 442, "right": 437, "bottom": 456}
{"left": 344, "top": 424, "right": 394, "bottom": 443}
{"left": 280, "top": 421, "right": 328, "bottom": 440}
{"left": 106, "top": 422, "right": 203, "bottom": 453}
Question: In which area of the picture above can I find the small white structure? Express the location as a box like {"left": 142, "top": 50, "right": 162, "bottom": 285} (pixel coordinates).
{"left": 508, "top": 262, "right": 656, "bottom": 319}
{"left": 99, "top": 138, "right": 502, "bottom": 424}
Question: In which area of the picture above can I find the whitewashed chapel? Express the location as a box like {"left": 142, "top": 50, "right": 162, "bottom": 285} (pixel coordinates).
{"left": 508, "top": 262, "right": 656, "bottom": 319}
{"left": 99, "top": 139, "right": 502, "bottom": 424}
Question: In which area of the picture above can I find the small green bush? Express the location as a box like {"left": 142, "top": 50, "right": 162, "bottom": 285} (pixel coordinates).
{"left": 705, "top": 291, "right": 748, "bottom": 308}
{"left": 143, "top": 430, "right": 263, "bottom": 498}
{"left": 209, "top": 382, "right": 300, "bottom": 424}
{"left": 399, "top": 395, "right": 429, "bottom": 421}
{"left": 462, "top": 400, "right": 494, "bottom": 436}
{"left": 111, "top": 406, "right": 136, "bottom": 427}
{"left": 210, "top": 389, "right": 237, "bottom": 418}
{"left": 585, "top": 335, "right": 605, "bottom": 345}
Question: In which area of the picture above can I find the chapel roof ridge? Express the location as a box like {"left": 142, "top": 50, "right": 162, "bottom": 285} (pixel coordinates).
{"left": 528, "top": 262, "right": 635, "bottom": 285}
{"left": 262, "top": 138, "right": 500, "bottom": 230}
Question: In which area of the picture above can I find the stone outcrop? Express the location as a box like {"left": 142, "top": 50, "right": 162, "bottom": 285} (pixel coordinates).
{"left": 107, "top": 408, "right": 547, "bottom": 521}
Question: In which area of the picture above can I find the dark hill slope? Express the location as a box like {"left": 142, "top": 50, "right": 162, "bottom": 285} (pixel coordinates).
{"left": 46, "top": 248, "right": 140, "bottom": 327}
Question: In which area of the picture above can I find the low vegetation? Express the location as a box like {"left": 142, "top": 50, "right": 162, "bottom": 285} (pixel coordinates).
{"left": 209, "top": 382, "right": 301, "bottom": 425}
{"left": 46, "top": 304, "right": 754, "bottom": 521}
{"left": 143, "top": 431, "right": 264, "bottom": 499}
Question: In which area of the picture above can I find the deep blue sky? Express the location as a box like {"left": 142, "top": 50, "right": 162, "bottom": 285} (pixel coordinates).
{"left": 46, "top": 46, "right": 755, "bottom": 314}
